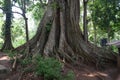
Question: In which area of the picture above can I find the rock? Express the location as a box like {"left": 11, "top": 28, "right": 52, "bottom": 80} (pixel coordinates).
{"left": 0, "top": 65, "right": 9, "bottom": 74}
{"left": 0, "top": 65, "right": 10, "bottom": 80}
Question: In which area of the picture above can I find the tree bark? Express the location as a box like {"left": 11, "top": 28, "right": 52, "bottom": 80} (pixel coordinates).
{"left": 83, "top": 0, "right": 88, "bottom": 42}
{"left": 1, "top": 0, "right": 13, "bottom": 50}
{"left": 16, "top": 0, "right": 116, "bottom": 65}
{"left": 22, "top": 0, "right": 29, "bottom": 42}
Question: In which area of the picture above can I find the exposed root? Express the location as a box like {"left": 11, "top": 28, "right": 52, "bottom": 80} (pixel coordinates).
{"left": 12, "top": 56, "right": 17, "bottom": 70}
{"left": 18, "top": 71, "right": 24, "bottom": 80}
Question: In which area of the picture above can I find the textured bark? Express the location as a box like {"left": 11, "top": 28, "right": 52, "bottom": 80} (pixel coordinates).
{"left": 83, "top": 0, "right": 88, "bottom": 42}
{"left": 1, "top": 0, "right": 13, "bottom": 50}
{"left": 16, "top": 0, "right": 116, "bottom": 65}
{"left": 23, "top": 0, "right": 29, "bottom": 42}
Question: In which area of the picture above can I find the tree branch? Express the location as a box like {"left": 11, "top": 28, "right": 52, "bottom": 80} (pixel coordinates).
{"left": 12, "top": 11, "right": 23, "bottom": 17}
{"left": 0, "top": 7, "right": 3, "bottom": 11}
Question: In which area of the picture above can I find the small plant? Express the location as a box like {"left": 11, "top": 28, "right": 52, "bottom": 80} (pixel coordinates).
{"left": 20, "top": 57, "right": 32, "bottom": 67}
{"left": 34, "top": 55, "right": 75, "bottom": 80}
{"left": 63, "top": 70, "right": 75, "bottom": 80}
{"left": 6, "top": 50, "right": 17, "bottom": 59}
{"left": 46, "top": 22, "right": 52, "bottom": 32}
{"left": 34, "top": 55, "right": 62, "bottom": 80}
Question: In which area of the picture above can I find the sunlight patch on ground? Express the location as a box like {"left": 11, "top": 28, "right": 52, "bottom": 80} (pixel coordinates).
{"left": 0, "top": 56, "right": 10, "bottom": 61}
{"left": 96, "top": 72, "right": 108, "bottom": 76}
{"left": 83, "top": 72, "right": 108, "bottom": 78}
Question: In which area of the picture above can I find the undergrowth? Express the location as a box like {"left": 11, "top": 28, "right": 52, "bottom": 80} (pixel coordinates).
{"left": 6, "top": 51, "right": 75, "bottom": 80}
{"left": 34, "top": 55, "right": 75, "bottom": 80}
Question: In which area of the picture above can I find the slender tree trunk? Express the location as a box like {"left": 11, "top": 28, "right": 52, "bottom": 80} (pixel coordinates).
{"left": 21, "top": 0, "right": 30, "bottom": 54}
{"left": 83, "top": 0, "right": 88, "bottom": 42}
{"left": 93, "top": 23, "right": 97, "bottom": 52}
{"left": 24, "top": 16, "right": 29, "bottom": 42}
{"left": 22, "top": 0, "right": 29, "bottom": 42}
{"left": 16, "top": 0, "right": 116, "bottom": 65}
{"left": 107, "top": 27, "right": 111, "bottom": 43}
{"left": 93, "top": 24, "right": 97, "bottom": 45}
{"left": 92, "top": 0, "right": 96, "bottom": 46}
{"left": 1, "top": 0, "right": 13, "bottom": 50}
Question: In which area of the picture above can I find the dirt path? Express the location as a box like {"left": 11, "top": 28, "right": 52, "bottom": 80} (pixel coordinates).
{"left": 0, "top": 52, "right": 12, "bottom": 80}
{"left": 65, "top": 63, "right": 120, "bottom": 80}
{"left": 0, "top": 52, "right": 120, "bottom": 80}
{"left": 0, "top": 52, "right": 11, "bottom": 68}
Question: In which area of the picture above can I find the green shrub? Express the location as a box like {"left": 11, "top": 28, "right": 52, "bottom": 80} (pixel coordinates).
{"left": 63, "top": 71, "right": 75, "bottom": 80}
{"left": 35, "top": 56, "right": 62, "bottom": 80}
{"left": 34, "top": 55, "right": 75, "bottom": 80}
{"left": 6, "top": 50, "right": 17, "bottom": 59}
{"left": 20, "top": 57, "right": 32, "bottom": 67}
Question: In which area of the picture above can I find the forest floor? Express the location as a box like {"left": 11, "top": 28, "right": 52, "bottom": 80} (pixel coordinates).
{"left": 0, "top": 52, "right": 120, "bottom": 80}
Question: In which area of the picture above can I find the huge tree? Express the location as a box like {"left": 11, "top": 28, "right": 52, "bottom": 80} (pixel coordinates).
{"left": 17, "top": 0, "right": 116, "bottom": 65}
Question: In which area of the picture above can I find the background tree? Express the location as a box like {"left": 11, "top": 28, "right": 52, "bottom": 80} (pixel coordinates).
{"left": 83, "top": 0, "right": 89, "bottom": 42}
{"left": 1, "top": 0, "right": 13, "bottom": 50}
{"left": 13, "top": 0, "right": 30, "bottom": 42}
{"left": 0, "top": 0, "right": 47, "bottom": 49}
{"left": 28, "top": 0, "right": 47, "bottom": 26}
{"left": 90, "top": 0, "right": 120, "bottom": 42}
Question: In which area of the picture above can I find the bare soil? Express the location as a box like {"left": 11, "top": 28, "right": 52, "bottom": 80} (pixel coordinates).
{"left": 0, "top": 52, "right": 120, "bottom": 80}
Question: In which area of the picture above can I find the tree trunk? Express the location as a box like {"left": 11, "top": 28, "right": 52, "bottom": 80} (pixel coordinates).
{"left": 107, "top": 27, "right": 111, "bottom": 43}
{"left": 93, "top": 23, "right": 97, "bottom": 53}
{"left": 16, "top": 0, "right": 116, "bottom": 65}
{"left": 1, "top": 0, "right": 13, "bottom": 50}
{"left": 83, "top": 0, "right": 88, "bottom": 42}
{"left": 22, "top": 0, "right": 29, "bottom": 42}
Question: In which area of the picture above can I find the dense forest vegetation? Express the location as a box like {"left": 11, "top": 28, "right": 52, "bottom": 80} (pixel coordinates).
{"left": 0, "top": 0, "right": 120, "bottom": 80}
